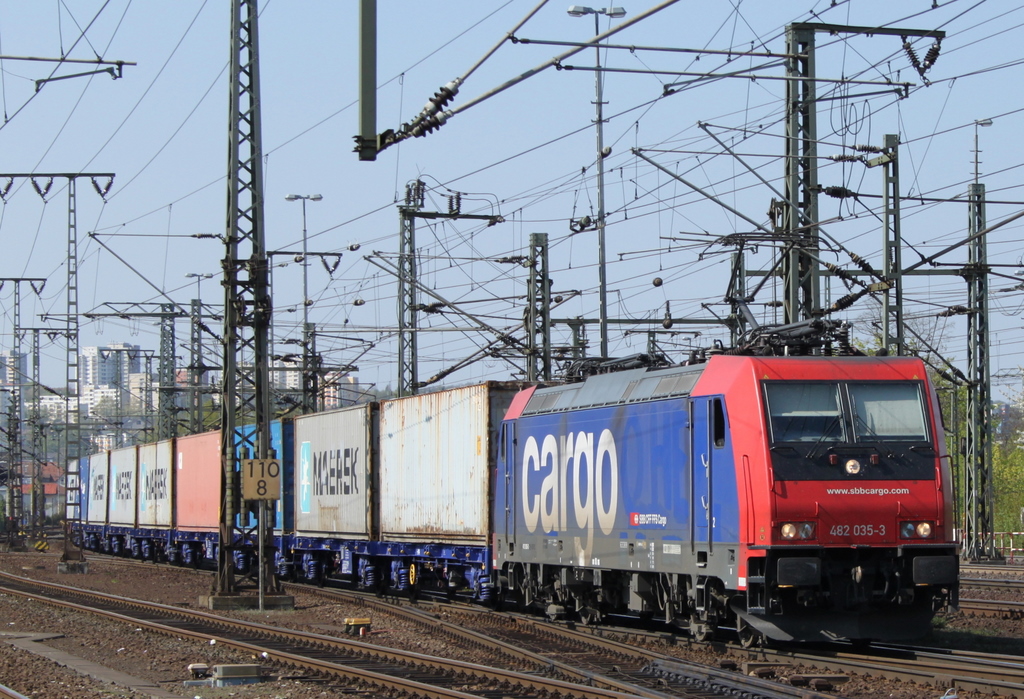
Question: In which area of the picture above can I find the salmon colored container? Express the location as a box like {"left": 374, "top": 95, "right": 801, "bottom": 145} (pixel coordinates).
{"left": 174, "top": 430, "right": 222, "bottom": 532}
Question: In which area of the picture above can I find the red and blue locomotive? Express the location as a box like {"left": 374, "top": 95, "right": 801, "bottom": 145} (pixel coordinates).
{"left": 493, "top": 353, "right": 958, "bottom": 643}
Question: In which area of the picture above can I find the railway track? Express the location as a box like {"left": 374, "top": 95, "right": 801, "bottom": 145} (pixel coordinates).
{"left": 291, "top": 584, "right": 838, "bottom": 699}
{"left": 0, "top": 568, "right": 825, "bottom": 699}
{"left": 12, "top": 551, "right": 1024, "bottom": 698}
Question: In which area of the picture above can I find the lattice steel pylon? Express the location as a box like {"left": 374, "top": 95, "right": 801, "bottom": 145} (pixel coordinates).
{"left": 526, "top": 233, "right": 551, "bottom": 382}
{"left": 963, "top": 182, "right": 996, "bottom": 561}
{"left": 782, "top": 24, "right": 821, "bottom": 324}
{"left": 397, "top": 180, "right": 424, "bottom": 397}
{"left": 216, "top": 0, "right": 278, "bottom": 603}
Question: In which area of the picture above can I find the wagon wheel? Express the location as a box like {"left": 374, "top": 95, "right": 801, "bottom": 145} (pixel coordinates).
{"left": 737, "top": 619, "right": 761, "bottom": 649}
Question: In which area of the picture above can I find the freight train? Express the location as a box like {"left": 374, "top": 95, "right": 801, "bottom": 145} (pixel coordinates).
{"left": 71, "top": 352, "right": 958, "bottom": 645}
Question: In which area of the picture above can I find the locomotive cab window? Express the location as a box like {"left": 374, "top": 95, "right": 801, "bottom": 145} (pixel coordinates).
{"left": 712, "top": 398, "right": 726, "bottom": 448}
{"left": 848, "top": 382, "right": 927, "bottom": 442}
{"left": 763, "top": 379, "right": 934, "bottom": 481}
{"left": 764, "top": 383, "right": 845, "bottom": 443}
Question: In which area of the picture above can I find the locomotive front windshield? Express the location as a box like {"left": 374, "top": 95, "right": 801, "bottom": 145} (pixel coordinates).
{"left": 765, "top": 381, "right": 928, "bottom": 445}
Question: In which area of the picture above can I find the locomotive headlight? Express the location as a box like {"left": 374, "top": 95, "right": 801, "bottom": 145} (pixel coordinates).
{"left": 844, "top": 458, "right": 862, "bottom": 475}
{"left": 780, "top": 522, "right": 816, "bottom": 540}
{"left": 900, "top": 521, "right": 935, "bottom": 539}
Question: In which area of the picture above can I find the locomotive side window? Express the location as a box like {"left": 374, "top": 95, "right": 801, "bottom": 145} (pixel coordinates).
{"left": 712, "top": 398, "right": 726, "bottom": 448}
{"left": 764, "top": 383, "right": 844, "bottom": 443}
{"left": 848, "top": 382, "right": 927, "bottom": 442}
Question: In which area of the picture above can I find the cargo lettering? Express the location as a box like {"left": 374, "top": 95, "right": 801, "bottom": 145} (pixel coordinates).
{"left": 115, "top": 470, "right": 133, "bottom": 501}
{"left": 144, "top": 467, "right": 168, "bottom": 501}
{"left": 520, "top": 429, "right": 619, "bottom": 563}
{"left": 92, "top": 474, "right": 106, "bottom": 502}
{"left": 312, "top": 448, "right": 360, "bottom": 496}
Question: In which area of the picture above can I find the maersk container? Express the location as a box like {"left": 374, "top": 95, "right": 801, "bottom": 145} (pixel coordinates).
{"left": 138, "top": 439, "right": 174, "bottom": 528}
{"left": 175, "top": 430, "right": 222, "bottom": 532}
{"left": 107, "top": 445, "right": 138, "bottom": 527}
{"left": 293, "top": 403, "right": 375, "bottom": 540}
{"left": 85, "top": 451, "right": 109, "bottom": 525}
{"left": 379, "top": 382, "right": 521, "bottom": 545}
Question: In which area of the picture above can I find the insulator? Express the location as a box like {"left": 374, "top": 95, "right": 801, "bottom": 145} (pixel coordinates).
{"left": 823, "top": 186, "right": 855, "bottom": 199}
{"left": 852, "top": 144, "right": 883, "bottom": 153}
{"left": 828, "top": 154, "right": 862, "bottom": 162}
{"left": 923, "top": 41, "right": 941, "bottom": 70}
{"left": 822, "top": 262, "right": 856, "bottom": 284}
{"left": 829, "top": 292, "right": 863, "bottom": 312}
{"left": 423, "top": 80, "right": 460, "bottom": 116}
{"left": 411, "top": 112, "right": 448, "bottom": 138}
{"left": 847, "top": 251, "right": 877, "bottom": 276}
{"left": 903, "top": 41, "right": 921, "bottom": 71}
{"left": 939, "top": 305, "right": 969, "bottom": 317}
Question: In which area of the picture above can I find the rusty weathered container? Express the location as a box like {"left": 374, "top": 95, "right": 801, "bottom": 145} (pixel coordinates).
{"left": 174, "top": 430, "right": 221, "bottom": 532}
{"left": 85, "top": 451, "right": 109, "bottom": 525}
{"left": 138, "top": 439, "right": 174, "bottom": 528}
{"left": 378, "top": 382, "right": 521, "bottom": 545}
{"left": 293, "top": 403, "right": 376, "bottom": 540}
{"left": 107, "top": 445, "right": 138, "bottom": 527}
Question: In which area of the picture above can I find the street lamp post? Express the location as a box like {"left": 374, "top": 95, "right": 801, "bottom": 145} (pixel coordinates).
{"left": 185, "top": 272, "right": 214, "bottom": 301}
{"left": 285, "top": 194, "right": 323, "bottom": 414}
{"left": 973, "top": 118, "right": 993, "bottom": 185}
{"left": 284, "top": 194, "right": 323, "bottom": 331}
{"left": 568, "top": 6, "right": 625, "bottom": 359}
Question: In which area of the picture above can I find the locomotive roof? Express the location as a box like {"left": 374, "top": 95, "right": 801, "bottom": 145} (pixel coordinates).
{"left": 521, "top": 362, "right": 707, "bottom": 416}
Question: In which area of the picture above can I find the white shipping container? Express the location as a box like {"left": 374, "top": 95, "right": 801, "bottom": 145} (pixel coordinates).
{"left": 379, "top": 382, "right": 520, "bottom": 544}
{"left": 108, "top": 445, "right": 138, "bottom": 527}
{"left": 86, "top": 451, "right": 109, "bottom": 525}
{"left": 138, "top": 440, "right": 174, "bottom": 528}
{"left": 294, "top": 404, "right": 374, "bottom": 539}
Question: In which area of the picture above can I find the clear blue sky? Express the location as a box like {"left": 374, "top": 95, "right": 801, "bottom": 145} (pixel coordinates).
{"left": 0, "top": 1, "right": 1022, "bottom": 397}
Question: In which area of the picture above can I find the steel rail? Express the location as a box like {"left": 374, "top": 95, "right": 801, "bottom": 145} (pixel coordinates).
{"left": 0, "top": 571, "right": 641, "bottom": 699}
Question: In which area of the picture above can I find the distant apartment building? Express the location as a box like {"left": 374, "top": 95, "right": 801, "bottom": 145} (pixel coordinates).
{"left": 0, "top": 350, "right": 26, "bottom": 387}
{"left": 323, "top": 374, "right": 363, "bottom": 409}
{"left": 80, "top": 343, "right": 142, "bottom": 389}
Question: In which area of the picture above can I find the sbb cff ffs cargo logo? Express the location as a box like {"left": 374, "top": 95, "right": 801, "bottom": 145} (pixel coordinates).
{"left": 520, "top": 429, "right": 620, "bottom": 565}
{"left": 630, "top": 512, "right": 667, "bottom": 527}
